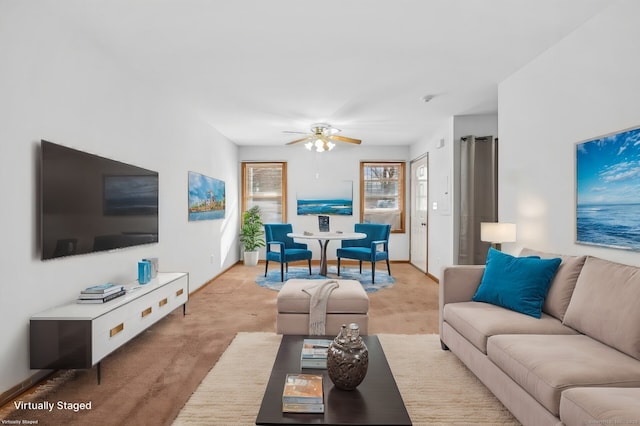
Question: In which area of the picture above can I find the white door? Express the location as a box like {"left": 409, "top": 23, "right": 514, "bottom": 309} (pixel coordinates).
{"left": 410, "top": 157, "right": 428, "bottom": 272}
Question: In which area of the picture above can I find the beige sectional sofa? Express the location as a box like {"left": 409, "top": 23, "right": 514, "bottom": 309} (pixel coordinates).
{"left": 439, "top": 248, "right": 640, "bottom": 425}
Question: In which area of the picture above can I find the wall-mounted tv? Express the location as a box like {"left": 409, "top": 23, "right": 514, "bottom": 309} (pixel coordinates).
{"left": 40, "top": 140, "right": 159, "bottom": 260}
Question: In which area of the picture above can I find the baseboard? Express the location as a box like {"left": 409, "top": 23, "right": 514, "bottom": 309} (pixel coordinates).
{"left": 427, "top": 272, "right": 439, "bottom": 283}
{"left": 0, "top": 369, "right": 54, "bottom": 408}
{"left": 191, "top": 262, "right": 240, "bottom": 296}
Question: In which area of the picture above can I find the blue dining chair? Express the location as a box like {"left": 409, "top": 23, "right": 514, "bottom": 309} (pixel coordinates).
{"left": 337, "top": 223, "right": 391, "bottom": 284}
{"left": 264, "top": 224, "right": 313, "bottom": 282}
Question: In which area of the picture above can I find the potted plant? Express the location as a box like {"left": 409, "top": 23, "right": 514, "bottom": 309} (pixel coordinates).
{"left": 239, "top": 205, "right": 265, "bottom": 266}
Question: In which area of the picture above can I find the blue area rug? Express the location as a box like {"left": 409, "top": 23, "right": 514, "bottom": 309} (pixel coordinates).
{"left": 256, "top": 266, "right": 395, "bottom": 293}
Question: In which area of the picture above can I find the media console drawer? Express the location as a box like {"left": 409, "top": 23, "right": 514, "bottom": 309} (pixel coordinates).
{"left": 30, "top": 272, "right": 189, "bottom": 382}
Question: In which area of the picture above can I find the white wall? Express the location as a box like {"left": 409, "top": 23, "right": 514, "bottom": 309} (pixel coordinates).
{"left": 411, "top": 119, "right": 454, "bottom": 278}
{"left": 410, "top": 114, "right": 498, "bottom": 279}
{"left": 0, "top": 4, "right": 239, "bottom": 395}
{"left": 499, "top": 0, "right": 640, "bottom": 263}
{"left": 239, "top": 145, "right": 411, "bottom": 261}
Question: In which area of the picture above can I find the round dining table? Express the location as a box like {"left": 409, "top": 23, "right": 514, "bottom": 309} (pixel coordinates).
{"left": 287, "top": 231, "right": 366, "bottom": 276}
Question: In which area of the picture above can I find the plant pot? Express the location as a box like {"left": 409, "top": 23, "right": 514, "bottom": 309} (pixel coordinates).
{"left": 243, "top": 250, "right": 259, "bottom": 266}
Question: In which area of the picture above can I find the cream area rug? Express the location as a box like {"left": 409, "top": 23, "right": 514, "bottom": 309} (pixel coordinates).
{"left": 172, "top": 332, "right": 520, "bottom": 426}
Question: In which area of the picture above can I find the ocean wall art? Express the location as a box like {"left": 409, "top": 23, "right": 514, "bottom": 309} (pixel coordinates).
{"left": 297, "top": 180, "right": 353, "bottom": 216}
{"left": 576, "top": 125, "right": 640, "bottom": 250}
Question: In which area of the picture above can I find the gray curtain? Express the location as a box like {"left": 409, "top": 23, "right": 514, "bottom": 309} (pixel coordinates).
{"left": 458, "top": 135, "right": 498, "bottom": 265}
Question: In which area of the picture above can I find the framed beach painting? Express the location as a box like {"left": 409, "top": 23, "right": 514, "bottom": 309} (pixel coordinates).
{"left": 297, "top": 180, "right": 353, "bottom": 216}
{"left": 576, "top": 125, "right": 640, "bottom": 250}
{"left": 188, "top": 171, "right": 225, "bottom": 221}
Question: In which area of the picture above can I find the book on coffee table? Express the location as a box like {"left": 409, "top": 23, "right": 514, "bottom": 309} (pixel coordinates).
{"left": 300, "top": 339, "right": 331, "bottom": 369}
{"left": 282, "top": 373, "right": 324, "bottom": 413}
{"left": 282, "top": 402, "right": 325, "bottom": 413}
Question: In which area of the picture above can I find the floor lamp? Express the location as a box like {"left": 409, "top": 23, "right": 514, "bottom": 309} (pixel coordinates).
{"left": 480, "top": 222, "right": 517, "bottom": 251}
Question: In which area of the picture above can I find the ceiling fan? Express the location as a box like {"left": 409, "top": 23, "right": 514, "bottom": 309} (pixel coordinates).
{"left": 284, "top": 123, "right": 362, "bottom": 152}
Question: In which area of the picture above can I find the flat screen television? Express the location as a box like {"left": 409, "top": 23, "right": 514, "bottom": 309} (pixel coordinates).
{"left": 40, "top": 140, "right": 159, "bottom": 260}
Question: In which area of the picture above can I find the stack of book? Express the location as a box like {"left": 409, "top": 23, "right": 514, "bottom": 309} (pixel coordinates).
{"left": 77, "top": 283, "right": 126, "bottom": 304}
{"left": 300, "top": 338, "right": 331, "bottom": 369}
{"left": 282, "top": 373, "right": 324, "bottom": 413}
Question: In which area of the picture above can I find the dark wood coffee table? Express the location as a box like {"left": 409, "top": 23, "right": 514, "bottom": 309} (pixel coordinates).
{"left": 255, "top": 335, "right": 412, "bottom": 425}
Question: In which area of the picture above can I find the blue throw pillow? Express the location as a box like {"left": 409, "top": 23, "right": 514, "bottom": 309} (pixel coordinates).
{"left": 472, "top": 248, "right": 562, "bottom": 318}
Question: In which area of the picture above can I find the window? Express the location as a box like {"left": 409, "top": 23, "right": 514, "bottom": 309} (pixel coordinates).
{"left": 242, "top": 162, "right": 287, "bottom": 224}
{"left": 360, "top": 161, "right": 406, "bottom": 233}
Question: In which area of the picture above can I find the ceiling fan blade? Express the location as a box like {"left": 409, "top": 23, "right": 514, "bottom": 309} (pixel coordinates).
{"left": 286, "top": 137, "right": 311, "bottom": 145}
{"left": 330, "top": 135, "right": 362, "bottom": 144}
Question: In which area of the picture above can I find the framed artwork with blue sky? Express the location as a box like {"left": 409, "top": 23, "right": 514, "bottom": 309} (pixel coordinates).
{"left": 188, "top": 171, "right": 225, "bottom": 221}
{"left": 576, "top": 126, "right": 640, "bottom": 250}
{"left": 296, "top": 180, "right": 353, "bottom": 216}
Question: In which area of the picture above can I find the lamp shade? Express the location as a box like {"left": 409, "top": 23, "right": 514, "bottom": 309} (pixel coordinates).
{"left": 480, "top": 222, "right": 517, "bottom": 243}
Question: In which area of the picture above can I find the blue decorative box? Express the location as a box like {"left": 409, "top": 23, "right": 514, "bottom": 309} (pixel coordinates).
{"left": 138, "top": 260, "right": 152, "bottom": 284}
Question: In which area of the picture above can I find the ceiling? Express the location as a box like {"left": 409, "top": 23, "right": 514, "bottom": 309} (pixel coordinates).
{"left": 44, "top": 0, "right": 611, "bottom": 147}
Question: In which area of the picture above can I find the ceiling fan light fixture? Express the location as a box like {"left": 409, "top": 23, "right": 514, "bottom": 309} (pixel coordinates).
{"left": 287, "top": 122, "right": 361, "bottom": 151}
{"left": 304, "top": 137, "right": 335, "bottom": 152}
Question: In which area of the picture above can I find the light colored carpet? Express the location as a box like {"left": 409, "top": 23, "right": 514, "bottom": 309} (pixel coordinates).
{"left": 173, "top": 332, "right": 520, "bottom": 425}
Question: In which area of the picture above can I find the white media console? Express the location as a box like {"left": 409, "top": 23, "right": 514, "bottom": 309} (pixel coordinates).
{"left": 30, "top": 272, "right": 189, "bottom": 383}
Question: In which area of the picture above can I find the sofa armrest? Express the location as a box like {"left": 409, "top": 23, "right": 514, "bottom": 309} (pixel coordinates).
{"left": 439, "top": 265, "right": 485, "bottom": 337}
{"left": 440, "top": 265, "right": 485, "bottom": 304}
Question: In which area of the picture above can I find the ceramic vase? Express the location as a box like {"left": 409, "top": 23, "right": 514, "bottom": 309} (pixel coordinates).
{"left": 326, "top": 323, "right": 368, "bottom": 390}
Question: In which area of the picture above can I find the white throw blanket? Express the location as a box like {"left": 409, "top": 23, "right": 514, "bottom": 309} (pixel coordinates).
{"left": 302, "top": 280, "right": 339, "bottom": 335}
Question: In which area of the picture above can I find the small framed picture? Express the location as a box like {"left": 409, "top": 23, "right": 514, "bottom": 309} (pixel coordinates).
{"left": 318, "top": 215, "right": 330, "bottom": 232}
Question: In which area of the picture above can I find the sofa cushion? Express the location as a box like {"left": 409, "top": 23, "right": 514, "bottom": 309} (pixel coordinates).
{"left": 443, "top": 301, "right": 578, "bottom": 353}
{"left": 519, "top": 248, "right": 586, "bottom": 321}
{"left": 472, "top": 248, "right": 561, "bottom": 318}
{"left": 563, "top": 256, "right": 640, "bottom": 360}
{"left": 560, "top": 387, "right": 640, "bottom": 426}
{"left": 487, "top": 334, "right": 640, "bottom": 416}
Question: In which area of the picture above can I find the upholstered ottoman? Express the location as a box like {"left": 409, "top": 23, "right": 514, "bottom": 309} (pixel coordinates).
{"left": 276, "top": 279, "right": 369, "bottom": 335}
